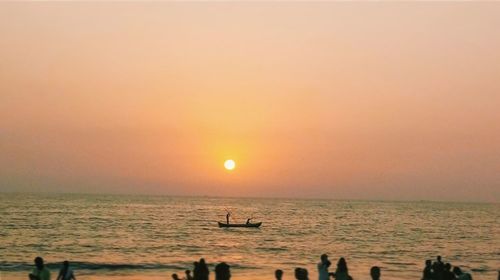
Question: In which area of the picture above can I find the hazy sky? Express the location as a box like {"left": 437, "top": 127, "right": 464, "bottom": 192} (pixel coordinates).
{"left": 1, "top": 2, "right": 499, "bottom": 202}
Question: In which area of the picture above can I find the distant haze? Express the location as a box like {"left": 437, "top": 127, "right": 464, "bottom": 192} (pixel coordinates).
{"left": 1, "top": 2, "right": 499, "bottom": 202}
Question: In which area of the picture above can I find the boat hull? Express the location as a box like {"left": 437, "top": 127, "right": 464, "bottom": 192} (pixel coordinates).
{"left": 218, "top": 222, "right": 262, "bottom": 228}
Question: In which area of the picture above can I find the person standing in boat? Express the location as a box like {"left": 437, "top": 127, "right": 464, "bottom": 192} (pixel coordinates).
{"left": 226, "top": 212, "right": 230, "bottom": 224}
{"left": 246, "top": 218, "right": 251, "bottom": 224}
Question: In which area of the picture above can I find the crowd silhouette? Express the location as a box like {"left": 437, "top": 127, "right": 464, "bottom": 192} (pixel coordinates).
{"left": 422, "top": 256, "right": 473, "bottom": 280}
{"left": 28, "top": 255, "right": 481, "bottom": 280}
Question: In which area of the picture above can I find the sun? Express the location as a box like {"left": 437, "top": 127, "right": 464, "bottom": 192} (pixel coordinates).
{"left": 224, "top": 159, "right": 236, "bottom": 171}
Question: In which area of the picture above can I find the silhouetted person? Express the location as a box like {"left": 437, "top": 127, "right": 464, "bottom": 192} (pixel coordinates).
{"left": 370, "top": 266, "right": 381, "bottom": 280}
{"left": 226, "top": 213, "right": 230, "bottom": 224}
{"left": 197, "top": 258, "right": 209, "bottom": 280}
{"left": 57, "top": 261, "right": 75, "bottom": 280}
{"left": 185, "top": 269, "right": 194, "bottom": 280}
{"left": 436, "top": 256, "right": 444, "bottom": 267}
{"left": 317, "top": 254, "right": 331, "bottom": 280}
{"left": 215, "top": 262, "right": 231, "bottom": 280}
{"left": 193, "top": 262, "right": 199, "bottom": 280}
{"left": 246, "top": 218, "right": 251, "bottom": 224}
{"left": 443, "top": 263, "right": 456, "bottom": 280}
{"left": 295, "top": 268, "right": 309, "bottom": 280}
{"left": 29, "top": 257, "right": 51, "bottom": 280}
{"left": 453, "top": 267, "right": 472, "bottom": 280}
{"left": 423, "top": 260, "right": 433, "bottom": 280}
{"left": 172, "top": 273, "right": 182, "bottom": 280}
{"left": 275, "top": 269, "right": 283, "bottom": 280}
{"left": 333, "top": 257, "right": 352, "bottom": 280}
{"left": 433, "top": 256, "right": 445, "bottom": 280}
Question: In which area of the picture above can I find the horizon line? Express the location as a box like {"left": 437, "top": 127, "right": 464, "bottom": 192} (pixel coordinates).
{"left": 1, "top": 190, "right": 497, "bottom": 205}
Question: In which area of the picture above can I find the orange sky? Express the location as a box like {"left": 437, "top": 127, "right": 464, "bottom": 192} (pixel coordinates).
{"left": 1, "top": 2, "right": 499, "bottom": 202}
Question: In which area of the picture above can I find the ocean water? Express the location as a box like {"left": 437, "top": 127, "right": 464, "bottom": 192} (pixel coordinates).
{"left": 0, "top": 193, "right": 498, "bottom": 280}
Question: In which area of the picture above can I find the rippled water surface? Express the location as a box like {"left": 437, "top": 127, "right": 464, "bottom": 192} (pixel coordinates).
{"left": 1, "top": 193, "right": 498, "bottom": 279}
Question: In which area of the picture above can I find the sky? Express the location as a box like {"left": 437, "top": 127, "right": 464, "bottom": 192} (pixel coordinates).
{"left": 0, "top": 2, "right": 499, "bottom": 202}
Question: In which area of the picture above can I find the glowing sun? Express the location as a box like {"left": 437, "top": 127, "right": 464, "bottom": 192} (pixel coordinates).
{"left": 224, "top": 159, "right": 236, "bottom": 170}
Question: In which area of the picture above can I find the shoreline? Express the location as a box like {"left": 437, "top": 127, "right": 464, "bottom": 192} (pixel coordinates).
{"left": 2, "top": 264, "right": 496, "bottom": 280}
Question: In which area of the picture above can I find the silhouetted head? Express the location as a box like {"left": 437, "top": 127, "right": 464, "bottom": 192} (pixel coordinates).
{"left": 302, "top": 268, "right": 309, "bottom": 280}
{"left": 444, "top": 263, "right": 451, "bottom": 271}
{"left": 63, "top": 261, "right": 69, "bottom": 268}
{"left": 294, "top": 267, "right": 309, "bottom": 280}
{"left": 370, "top": 266, "right": 381, "bottom": 280}
{"left": 453, "top": 267, "right": 463, "bottom": 275}
{"left": 34, "top": 257, "right": 44, "bottom": 270}
{"left": 185, "top": 270, "right": 191, "bottom": 275}
{"left": 275, "top": 269, "right": 283, "bottom": 280}
{"left": 337, "top": 257, "right": 348, "bottom": 273}
{"left": 200, "top": 258, "right": 206, "bottom": 266}
{"left": 172, "top": 273, "right": 180, "bottom": 280}
{"left": 425, "top": 260, "right": 432, "bottom": 267}
{"left": 321, "top": 254, "right": 328, "bottom": 262}
{"left": 215, "top": 262, "right": 230, "bottom": 280}
{"left": 437, "top": 256, "right": 442, "bottom": 262}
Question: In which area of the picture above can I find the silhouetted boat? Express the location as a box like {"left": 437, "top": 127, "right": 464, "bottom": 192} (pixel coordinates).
{"left": 218, "top": 222, "right": 262, "bottom": 228}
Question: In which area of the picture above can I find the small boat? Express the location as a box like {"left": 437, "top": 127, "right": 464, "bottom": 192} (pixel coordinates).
{"left": 218, "top": 222, "right": 262, "bottom": 228}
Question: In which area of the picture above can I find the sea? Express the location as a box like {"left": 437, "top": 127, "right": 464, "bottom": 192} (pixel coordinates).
{"left": 0, "top": 193, "right": 498, "bottom": 280}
